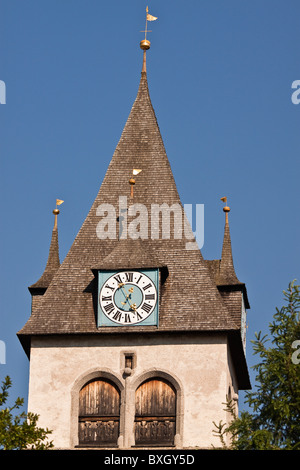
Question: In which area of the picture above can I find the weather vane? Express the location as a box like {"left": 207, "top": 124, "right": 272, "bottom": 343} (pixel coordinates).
{"left": 129, "top": 169, "right": 142, "bottom": 198}
{"left": 220, "top": 197, "right": 230, "bottom": 222}
{"left": 140, "top": 6, "right": 158, "bottom": 51}
{"left": 53, "top": 198, "right": 64, "bottom": 228}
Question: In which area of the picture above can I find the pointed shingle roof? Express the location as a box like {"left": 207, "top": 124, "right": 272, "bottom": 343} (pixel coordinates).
{"left": 18, "top": 51, "right": 240, "bottom": 340}
{"left": 217, "top": 206, "right": 241, "bottom": 286}
{"left": 28, "top": 210, "right": 60, "bottom": 293}
{"left": 205, "top": 205, "right": 250, "bottom": 309}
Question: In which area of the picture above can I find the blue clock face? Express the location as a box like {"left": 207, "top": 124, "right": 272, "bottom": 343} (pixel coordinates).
{"left": 98, "top": 270, "right": 158, "bottom": 326}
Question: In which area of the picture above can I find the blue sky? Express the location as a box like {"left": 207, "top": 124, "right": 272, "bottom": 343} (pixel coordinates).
{"left": 1, "top": 0, "right": 299, "bottom": 412}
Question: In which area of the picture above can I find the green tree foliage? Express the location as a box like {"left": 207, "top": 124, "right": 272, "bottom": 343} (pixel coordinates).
{"left": 0, "top": 375, "right": 53, "bottom": 450}
{"left": 213, "top": 280, "right": 300, "bottom": 450}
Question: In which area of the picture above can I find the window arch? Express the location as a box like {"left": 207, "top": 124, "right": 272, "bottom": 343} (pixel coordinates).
{"left": 134, "top": 377, "right": 176, "bottom": 446}
{"left": 78, "top": 378, "right": 120, "bottom": 447}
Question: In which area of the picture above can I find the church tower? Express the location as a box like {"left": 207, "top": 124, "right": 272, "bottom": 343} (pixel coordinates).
{"left": 18, "top": 15, "right": 250, "bottom": 449}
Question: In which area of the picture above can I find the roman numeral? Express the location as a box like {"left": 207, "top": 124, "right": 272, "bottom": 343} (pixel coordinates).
{"left": 141, "top": 302, "right": 152, "bottom": 313}
{"left": 125, "top": 272, "right": 133, "bottom": 282}
{"left": 143, "top": 283, "right": 152, "bottom": 291}
{"left": 105, "top": 284, "right": 115, "bottom": 291}
{"left": 112, "top": 310, "right": 122, "bottom": 322}
{"left": 101, "top": 295, "right": 112, "bottom": 302}
{"left": 103, "top": 303, "right": 115, "bottom": 314}
{"left": 124, "top": 313, "right": 131, "bottom": 323}
{"left": 136, "top": 275, "right": 142, "bottom": 284}
{"left": 114, "top": 274, "right": 123, "bottom": 284}
{"left": 145, "top": 294, "right": 155, "bottom": 300}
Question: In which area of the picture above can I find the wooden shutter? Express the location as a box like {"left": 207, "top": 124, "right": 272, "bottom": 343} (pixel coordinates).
{"left": 135, "top": 378, "right": 176, "bottom": 446}
{"left": 78, "top": 379, "right": 120, "bottom": 446}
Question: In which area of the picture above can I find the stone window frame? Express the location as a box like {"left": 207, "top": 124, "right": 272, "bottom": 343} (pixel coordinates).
{"left": 70, "top": 367, "right": 183, "bottom": 448}
{"left": 70, "top": 367, "right": 125, "bottom": 448}
{"left": 130, "top": 369, "right": 184, "bottom": 448}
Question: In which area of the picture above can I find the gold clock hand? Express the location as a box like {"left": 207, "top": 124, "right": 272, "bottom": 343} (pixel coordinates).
{"left": 119, "top": 284, "right": 134, "bottom": 299}
{"left": 118, "top": 283, "right": 134, "bottom": 309}
{"left": 118, "top": 283, "right": 129, "bottom": 297}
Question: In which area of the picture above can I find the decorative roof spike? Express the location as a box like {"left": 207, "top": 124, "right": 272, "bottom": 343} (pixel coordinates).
{"left": 53, "top": 198, "right": 64, "bottom": 229}
{"left": 129, "top": 169, "right": 142, "bottom": 198}
{"left": 28, "top": 199, "right": 63, "bottom": 292}
{"left": 219, "top": 197, "right": 240, "bottom": 285}
{"left": 220, "top": 196, "right": 230, "bottom": 220}
{"left": 140, "top": 6, "right": 157, "bottom": 73}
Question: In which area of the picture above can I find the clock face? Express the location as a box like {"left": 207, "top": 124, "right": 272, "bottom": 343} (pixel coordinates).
{"left": 99, "top": 270, "right": 158, "bottom": 325}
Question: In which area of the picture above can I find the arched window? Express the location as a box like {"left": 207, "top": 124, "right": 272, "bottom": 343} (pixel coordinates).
{"left": 78, "top": 378, "right": 120, "bottom": 447}
{"left": 135, "top": 378, "right": 176, "bottom": 446}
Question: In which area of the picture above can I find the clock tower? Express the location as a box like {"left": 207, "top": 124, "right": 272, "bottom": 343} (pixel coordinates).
{"left": 18, "top": 20, "right": 250, "bottom": 449}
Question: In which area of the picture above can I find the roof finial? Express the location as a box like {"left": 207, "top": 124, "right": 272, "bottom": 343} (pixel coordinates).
{"left": 220, "top": 196, "right": 230, "bottom": 223}
{"left": 140, "top": 6, "right": 157, "bottom": 73}
{"left": 129, "top": 169, "right": 142, "bottom": 199}
{"left": 53, "top": 199, "right": 64, "bottom": 229}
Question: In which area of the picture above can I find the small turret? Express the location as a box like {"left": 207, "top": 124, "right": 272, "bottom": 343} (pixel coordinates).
{"left": 218, "top": 197, "right": 240, "bottom": 285}
{"left": 28, "top": 200, "right": 63, "bottom": 311}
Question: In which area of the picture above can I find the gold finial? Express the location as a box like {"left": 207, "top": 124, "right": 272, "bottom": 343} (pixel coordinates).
{"left": 140, "top": 6, "right": 157, "bottom": 72}
{"left": 129, "top": 170, "right": 142, "bottom": 198}
{"left": 220, "top": 197, "right": 230, "bottom": 212}
{"left": 53, "top": 199, "right": 64, "bottom": 228}
{"left": 220, "top": 197, "right": 230, "bottom": 223}
{"left": 140, "top": 39, "right": 151, "bottom": 51}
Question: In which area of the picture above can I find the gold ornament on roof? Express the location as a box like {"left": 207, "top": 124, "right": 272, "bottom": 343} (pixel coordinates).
{"left": 129, "top": 169, "right": 142, "bottom": 198}
{"left": 220, "top": 196, "right": 230, "bottom": 213}
{"left": 140, "top": 6, "right": 158, "bottom": 48}
{"left": 53, "top": 199, "right": 64, "bottom": 228}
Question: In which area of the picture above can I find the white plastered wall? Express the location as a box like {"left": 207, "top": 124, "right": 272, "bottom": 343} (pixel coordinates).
{"left": 27, "top": 333, "right": 232, "bottom": 449}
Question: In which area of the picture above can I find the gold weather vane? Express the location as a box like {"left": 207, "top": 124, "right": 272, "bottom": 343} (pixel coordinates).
{"left": 56, "top": 199, "right": 64, "bottom": 208}
{"left": 140, "top": 6, "right": 158, "bottom": 51}
{"left": 53, "top": 199, "right": 64, "bottom": 228}
{"left": 129, "top": 169, "right": 142, "bottom": 198}
{"left": 220, "top": 197, "right": 230, "bottom": 221}
{"left": 142, "top": 6, "right": 158, "bottom": 40}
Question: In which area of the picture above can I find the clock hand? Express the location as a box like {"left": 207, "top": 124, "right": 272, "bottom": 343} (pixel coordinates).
{"left": 118, "top": 283, "right": 134, "bottom": 307}
{"left": 119, "top": 284, "right": 134, "bottom": 296}
{"left": 118, "top": 283, "right": 130, "bottom": 298}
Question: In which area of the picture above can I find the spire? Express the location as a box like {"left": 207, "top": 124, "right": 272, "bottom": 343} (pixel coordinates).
{"left": 28, "top": 202, "right": 62, "bottom": 294}
{"left": 19, "top": 30, "right": 237, "bottom": 338}
{"left": 218, "top": 198, "right": 240, "bottom": 285}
